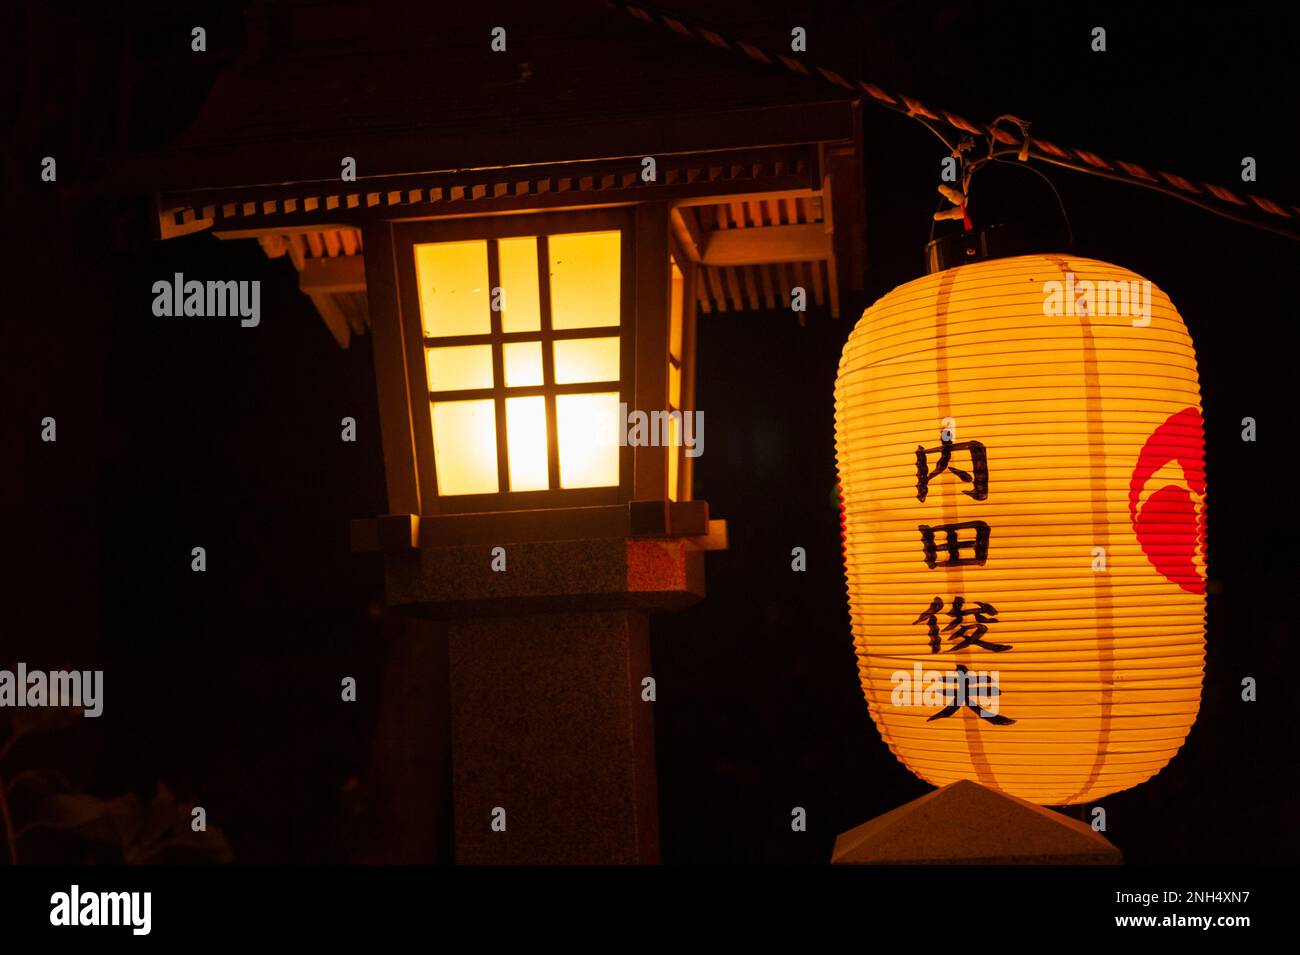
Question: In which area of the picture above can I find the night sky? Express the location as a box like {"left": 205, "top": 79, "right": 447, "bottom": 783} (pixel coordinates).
{"left": 7, "top": 0, "right": 1298, "bottom": 865}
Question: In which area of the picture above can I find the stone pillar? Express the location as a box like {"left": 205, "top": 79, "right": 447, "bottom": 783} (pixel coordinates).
{"left": 448, "top": 609, "right": 658, "bottom": 864}
{"left": 382, "top": 534, "right": 712, "bottom": 864}
{"left": 362, "top": 612, "right": 451, "bottom": 863}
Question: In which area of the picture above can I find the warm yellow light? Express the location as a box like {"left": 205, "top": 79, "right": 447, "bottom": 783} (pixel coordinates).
{"left": 669, "top": 259, "right": 684, "bottom": 360}
{"left": 415, "top": 240, "right": 490, "bottom": 337}
{"left": 415, "top": 227, "right": 628, "bottom": 499}
{"left": 549, "top": 232, "right": 621, "bottom": 329}
{"left": 503, "top": 341, "right": 544, "bottom": 387}
{"left": 667, "top": 412, "right": 681, "bottom": 502}
{"left": 499, "top": 236, "right": 542, "bottom": 333}
{"left": 553, "top": 337, "right": 620, "bottom": 384}
{"left": 505, "top": 396, "right": 549, "bottom": 491}
{"left": 556, "top": 392, "right": 619, "bottom": 488}
{"left": 431, "top": 399, "right": 498, "bottom": 495}
{"left": 835, "top": 255, "right": 1205, "bottom": 805}
{"left": 426, "top": 344, "right": 493, "bottom": 391}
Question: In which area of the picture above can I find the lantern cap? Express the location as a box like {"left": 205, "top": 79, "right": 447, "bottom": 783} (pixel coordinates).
{"left": 924, "top": 223, "right": 1069, "bottom": 274}
{"left": 832, "top": 780, "right": 1123, "bottom": 864}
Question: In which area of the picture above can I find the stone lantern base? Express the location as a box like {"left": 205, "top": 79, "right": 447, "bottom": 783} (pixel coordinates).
{"left": 357, "top": 510, "right": 725, "bottom": 864}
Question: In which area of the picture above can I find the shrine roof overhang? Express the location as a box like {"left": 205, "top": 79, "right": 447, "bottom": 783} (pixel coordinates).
{"left": 123, "top": 0, "right": 867, "bottom": 340}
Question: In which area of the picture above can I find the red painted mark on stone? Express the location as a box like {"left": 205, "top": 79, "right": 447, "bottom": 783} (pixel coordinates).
{"left": 626, "top": 540, "right": 684, "bottom": 591}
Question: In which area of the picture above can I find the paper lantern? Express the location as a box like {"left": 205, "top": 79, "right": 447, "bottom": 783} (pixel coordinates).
{"left": 834, "top": 254, "right": 1206, "bottom": 805}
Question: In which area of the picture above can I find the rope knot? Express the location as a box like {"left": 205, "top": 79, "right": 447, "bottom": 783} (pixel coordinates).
{"left": 991, "top": 114, "right": 1033, "bottom": 161}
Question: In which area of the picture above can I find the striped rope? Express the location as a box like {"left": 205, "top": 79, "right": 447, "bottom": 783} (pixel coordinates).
{"left": 607, "top": 0, "right": 1300, "bottom": 240}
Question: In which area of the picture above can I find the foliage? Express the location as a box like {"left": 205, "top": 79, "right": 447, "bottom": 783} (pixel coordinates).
{"left": 0, "top": 686, "right": 232, "bottom": 865}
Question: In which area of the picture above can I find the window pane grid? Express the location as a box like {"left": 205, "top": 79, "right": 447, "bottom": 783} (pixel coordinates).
{"left": 486, "top": 239, "right": 510, "bottom": 494}
{"left": 536, "top": 235, "right": 563, "bottom": 492}
{"left": 424, "top": 327, "right": 619, "bottom": 348}
{"left": 429, "top": 381, "right": 620, "bottom": 403}
{"left": 419, "top": 229, "right": 623, "bottom": 496}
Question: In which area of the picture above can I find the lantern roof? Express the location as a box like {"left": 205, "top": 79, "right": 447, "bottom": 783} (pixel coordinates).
{"left": 129, "top": 0, "right": 867, "bottom": 342}
{"left": 129, "top": 0, "right": 859, "bottom": 191}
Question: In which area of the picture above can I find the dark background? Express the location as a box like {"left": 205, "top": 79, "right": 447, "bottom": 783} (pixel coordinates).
{"left": 5, "top": 0, "right": 1297, "bottom": 864}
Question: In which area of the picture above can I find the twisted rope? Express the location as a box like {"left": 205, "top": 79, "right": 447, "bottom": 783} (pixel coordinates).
{"left": 607, "top": 0, "right": 1300, "bottom": 241}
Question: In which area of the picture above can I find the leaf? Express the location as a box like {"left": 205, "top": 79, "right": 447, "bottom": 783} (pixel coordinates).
{"left": 102, "top": 793, "right": 146, "bottom": 845}
{"left": 29, "top": 793, "right": 112, "bottom": 829}
{"left": 20, "top": 780, "right": 234, "bottom": 863}
{"left": 128, "top": 782, "right": 179, "bottom": 851}
{"left": 130, "top": 825, "right": 235, "bottom": 865}
{"left": 122, "top": 784, "right": 235, "bottom": 864}
{"left": 3, "top": 704, "right": 84, "bottom": 747}
{"left": 25, "top": 792, "right": 145, "bottom": 854}
{"left": 3, "top": 767, "right": 72, "bottom": 798}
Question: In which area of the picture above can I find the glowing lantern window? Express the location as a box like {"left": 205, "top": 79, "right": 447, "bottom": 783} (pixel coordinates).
{"left": 425, "top": 344, "right": 493, "bottom": 392}
{"left": 666, "top": 257, "right": 686, "bottom": 502}
{"left": 555, "top": 392, "right": 621, "bottom": 489}
{"left": 834, "top": 254, "right": 1206, "bottom": 805}
{"left": 497, "top": 236, "right": 542, "bottom": 333}
{"left": 553, "top": 337, "right": 621, "bottom": 384}
{"left": 414, "top": 227, "right": 626, "bottom": 501}
{"left": 415, "top": 240, "right": 491, "bottom": 337}
{"left": 504, "top": 395, "right": 549, "bottom": 492}
{"left": 502, "top": 341, "right": 544, "bottom": 387}
{"left": 430, "top": 399, "right": 498, "bottom": 496}
{"left": 548, "top": 232, "right": 621, "bottom": 330}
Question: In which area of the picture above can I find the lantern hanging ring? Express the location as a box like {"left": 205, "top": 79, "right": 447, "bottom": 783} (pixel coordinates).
{"left": 945, "top": 119, "right": 1075, "bottom": 248}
